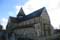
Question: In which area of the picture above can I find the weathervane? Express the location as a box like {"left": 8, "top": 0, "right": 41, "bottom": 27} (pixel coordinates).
{"left": 17, "top": 0, "right": 24, "bottom": 7}
{"left": 20, "top": 0, "right": 23, "bottom": 7}
{"left": 17, "top": 0, "right": 27, "bottom": 7}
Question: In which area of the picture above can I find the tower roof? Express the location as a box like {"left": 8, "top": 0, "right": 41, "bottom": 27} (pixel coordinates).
{"left": 17, "top": 8, "right": 25, "bottom": 17}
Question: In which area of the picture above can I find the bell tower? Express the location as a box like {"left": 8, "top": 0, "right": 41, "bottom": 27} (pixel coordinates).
{"left": 17, "top": 8, "right": 25, "bottom": 18}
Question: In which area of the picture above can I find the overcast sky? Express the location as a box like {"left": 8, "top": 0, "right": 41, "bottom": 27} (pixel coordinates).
{"left": 0, "top": 0, "right": 60, "bottom": 29}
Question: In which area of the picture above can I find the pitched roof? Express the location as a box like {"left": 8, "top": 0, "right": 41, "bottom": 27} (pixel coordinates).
{"left": 9, "top": 7, "right": 46, "bottom": 23}
{"left": 17, "top": 8, "right": 25, "bottom": 17}
{"left": 17, "top": 7, "right": 46, "bottom": 22}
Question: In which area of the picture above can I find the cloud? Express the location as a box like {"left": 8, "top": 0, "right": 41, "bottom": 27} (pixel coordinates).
{"left": 23, "top": 0, "right": 48, "bottom": 15}
{"left": 16, "top": 6, "right": 21, "bottom": 14}
{"left": 48, "top": 8, "right": 60, "bottom": 29}
{"left": 47, "top": 0, "right": 60, "bottom": 9}
{"left": 0, "top": 0, "right": 59, "bottom": 29}
{"left": 0, "top": 18, "right": 8, "bottom": 29}
{"left": 47, "top": 0, "right": 60, "bottom": 29}
{"left": 16, "top": 0, "right": 48, "bottom": 15}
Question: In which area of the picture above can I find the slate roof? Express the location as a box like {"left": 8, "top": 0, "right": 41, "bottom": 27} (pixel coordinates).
{"left": 10, "top": 7, "right": 46, "bottom": 23}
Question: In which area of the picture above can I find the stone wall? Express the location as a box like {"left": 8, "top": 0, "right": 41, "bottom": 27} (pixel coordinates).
{"left": 14, "top": 27, "right": 36, "bottom": 39}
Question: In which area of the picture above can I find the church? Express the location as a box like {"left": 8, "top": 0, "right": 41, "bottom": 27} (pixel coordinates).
{"left": 6, "top": 7, "right": 54, "bottom": 40}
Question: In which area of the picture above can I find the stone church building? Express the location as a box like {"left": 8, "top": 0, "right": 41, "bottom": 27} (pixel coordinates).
{"left": 6, "top": 7, "right": 54, "bottom": 40}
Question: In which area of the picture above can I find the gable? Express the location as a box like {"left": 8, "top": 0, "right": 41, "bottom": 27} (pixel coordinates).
{"left": 41, "top": 7, "right": 50, "bottom": 24}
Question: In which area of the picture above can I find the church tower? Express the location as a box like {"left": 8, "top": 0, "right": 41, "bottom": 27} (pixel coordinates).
{"left": 17, "top": 8, "right": 25, "bottom": 18}
{"left": 6, "top": 7, "right": 25, "bottom": 30}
